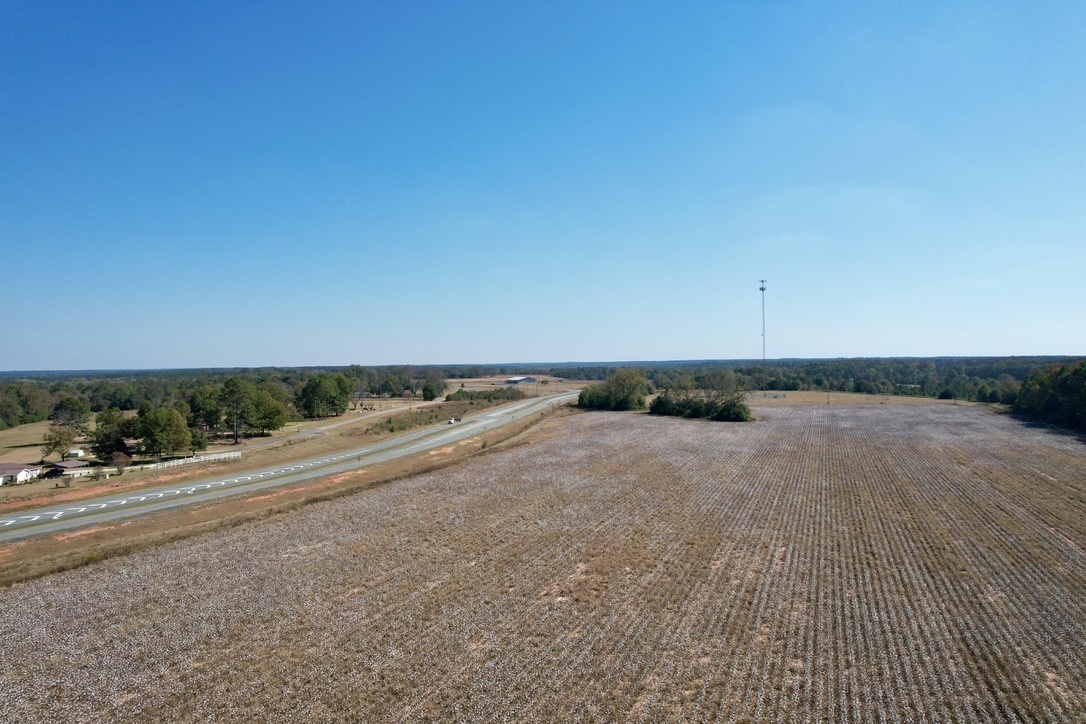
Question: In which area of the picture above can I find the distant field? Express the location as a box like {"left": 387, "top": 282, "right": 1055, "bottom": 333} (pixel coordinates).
{"left": 1, "top": 403, "right": 1083, "bottom": 720}
{"left": 743, "top": 389, "right": 979, "bottom": 406}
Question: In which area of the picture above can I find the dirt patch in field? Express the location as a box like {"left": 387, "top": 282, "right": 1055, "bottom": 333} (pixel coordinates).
{"left": 53, "top": 523, "right": 126, "bottom": 542}
{"left": 0, "top": 540, "right": 27, "bottom": 562}
{"left": 243, "top": 472, "right": 362, "bottom": 503}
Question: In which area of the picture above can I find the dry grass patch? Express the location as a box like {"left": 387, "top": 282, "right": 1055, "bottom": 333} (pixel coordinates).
{"left": 0, "top": 419, "right": 54, "bottom": 464}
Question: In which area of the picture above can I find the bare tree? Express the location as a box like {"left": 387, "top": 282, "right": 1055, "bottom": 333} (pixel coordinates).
{"left": 110, "top": 451, "right": 132, "bottom": 476}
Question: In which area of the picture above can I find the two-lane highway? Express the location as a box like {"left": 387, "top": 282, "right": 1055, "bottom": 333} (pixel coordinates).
{"left": 0, "top": 392, "right": 578, "bottom": 543}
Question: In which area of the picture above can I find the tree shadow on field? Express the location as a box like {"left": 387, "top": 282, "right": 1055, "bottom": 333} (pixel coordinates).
{"left": 1009, "top": 414, "right": 1086, "bottom": 445}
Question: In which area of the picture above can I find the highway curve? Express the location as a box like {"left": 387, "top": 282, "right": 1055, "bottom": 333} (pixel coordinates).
{"left": 0, "top": 392, "right": 578, "bottom": 543}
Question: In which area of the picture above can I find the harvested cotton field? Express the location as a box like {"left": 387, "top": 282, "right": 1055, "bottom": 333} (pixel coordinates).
{"left": 1, "top": 403, "right": 1085, "bottom": 721}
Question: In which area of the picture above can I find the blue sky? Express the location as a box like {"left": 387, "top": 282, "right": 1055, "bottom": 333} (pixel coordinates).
{"left": 2, "top": 1, "right": 1084, "bottom": 370}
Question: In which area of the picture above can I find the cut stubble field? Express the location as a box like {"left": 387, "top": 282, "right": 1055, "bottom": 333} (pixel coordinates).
{"left": 1, "top": 402, "right": 1085, "bottom": 721}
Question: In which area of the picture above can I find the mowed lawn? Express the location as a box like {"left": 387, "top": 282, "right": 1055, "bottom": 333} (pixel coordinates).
{"left": 1, "top": 403, "right": 1084, "bottom": 721}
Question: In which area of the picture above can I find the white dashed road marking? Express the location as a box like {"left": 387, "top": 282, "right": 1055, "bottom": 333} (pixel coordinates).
{"left": 0, "top": 393, "right": 578, "bottom": 535}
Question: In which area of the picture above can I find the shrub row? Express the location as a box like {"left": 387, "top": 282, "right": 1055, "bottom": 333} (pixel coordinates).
{"left": 649, "top": 393, "right": 751, "bottom": 422}
{"left": 445, "top": 387, "right": 525, "bottom": 403}
{"left": 577, "top": 369, "right": 648, "bottom": 411}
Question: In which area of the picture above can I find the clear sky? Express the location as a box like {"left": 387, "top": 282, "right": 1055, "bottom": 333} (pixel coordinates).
{"left": 2, "top": 1, "right": 1084, "bottom": 370}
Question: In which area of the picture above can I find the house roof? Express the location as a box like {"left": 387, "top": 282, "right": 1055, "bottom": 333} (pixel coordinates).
{"left": 52, "top": 460, "right": 91, "bottom": 469}
{"left": 0, "top": 463, "right": 43, "bottom": 474}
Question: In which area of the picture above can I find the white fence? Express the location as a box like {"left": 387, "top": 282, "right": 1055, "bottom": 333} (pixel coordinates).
{"left": 58, "top": 451, "right": 242, "bottom": 478}
{"left": 144, "top": 451, "right": 241, "bottom": 470}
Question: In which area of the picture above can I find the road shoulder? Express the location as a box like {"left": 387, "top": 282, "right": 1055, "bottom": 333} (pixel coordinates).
{"left": 0, "top": 402, "right": 574, "bottom": 588}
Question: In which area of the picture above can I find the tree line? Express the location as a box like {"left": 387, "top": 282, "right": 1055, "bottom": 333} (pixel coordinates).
{"left": 1, "top": 366, "right": 454, "bottom": 431}
{"left": 577, "top": 358, "right": 1086, "bottom": 431}
{"left": 36, "top": 373, "right": 344, "bottom": 464}
{"left": 566, "top": 356, "right": 1082, "bottom": 404}
{"left": 1013, "top": 361, "right": 1086, "bottom": 432}
{"left": 7, "top": 357, "right": 1084, "bottom": 434}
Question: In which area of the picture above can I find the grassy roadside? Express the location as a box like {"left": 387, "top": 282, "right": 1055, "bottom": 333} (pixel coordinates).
{"left": 0, "top": 403, "right": 575, "bottom": 588}
{"left": 346, "top": 397, "right": 521, "bottom": 436}
{"left": 0, "top": 397, "right": 514, "bottom": 511}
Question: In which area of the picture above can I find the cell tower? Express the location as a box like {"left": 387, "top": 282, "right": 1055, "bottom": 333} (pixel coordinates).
{"left": 759, "top": 279, "right": 767, "bottom": 367}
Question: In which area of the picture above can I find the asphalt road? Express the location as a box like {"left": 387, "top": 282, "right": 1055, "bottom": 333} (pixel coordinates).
{"left": 0, "top": 392, "right": 578, "bottom": 543}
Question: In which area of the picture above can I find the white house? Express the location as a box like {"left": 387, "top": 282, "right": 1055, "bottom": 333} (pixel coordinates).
{"left": 0, "top": 464, "right": 44, "bottom": 485}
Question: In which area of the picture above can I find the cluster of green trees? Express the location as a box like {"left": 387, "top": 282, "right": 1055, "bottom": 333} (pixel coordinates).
{"left": 0, "top": 381, "right": 54, "bottom": 429}
{"left": 32, "top": 368, "right": 451, "bottom": 463}
{"left": 445, "top": 387, "right": 524, "bottom": 403}
{"left": 1013, "top": 361, "right": 1086, "bottom": 431}
{"left": 188, "top": 378, "right": 290, "bottom": 443}
{"left": 295, "top": 374, "right": 351, "bottom": 419}
{"left": 39, "top": 396, "right": 93, "bottom": 461}
{"left": 1, "top": 365, "right": 456, "bottom": 431}
{"left": 38, "top": 375, "right": 299, "bottom": 463}
{"left": 220, "top": 378, "right": 291, "bottom": 441}
{"left": 38, "top": 398, "right": 210, "bottom": 464}
{"left": 135, "top": 407, "right": 205, "bottom": 460}
{"left": 89, "top": 406, "right": 209, "bottom": 463}
{"left": 88, "top": 408, "right": 132, "bottom": 460}
{"left": 649, "top": 370, "right": 752, "bottom": 422}
{"left": 578, "top": 369, "right": 649, "bottom": 411}
{"left": 578, "top": 368, "right": 752, "bottom": 422}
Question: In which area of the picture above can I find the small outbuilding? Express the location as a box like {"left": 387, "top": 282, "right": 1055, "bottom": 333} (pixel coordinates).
{"left": 50, "top": 459, "right": 95, "bottom": 478}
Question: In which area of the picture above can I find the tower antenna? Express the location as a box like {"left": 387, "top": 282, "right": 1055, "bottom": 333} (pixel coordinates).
{"left": 759, "top": 279, "right": 767, "bottom": 396}
{"left": 760, "top": 280, "right": 768, "bottom": 369}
